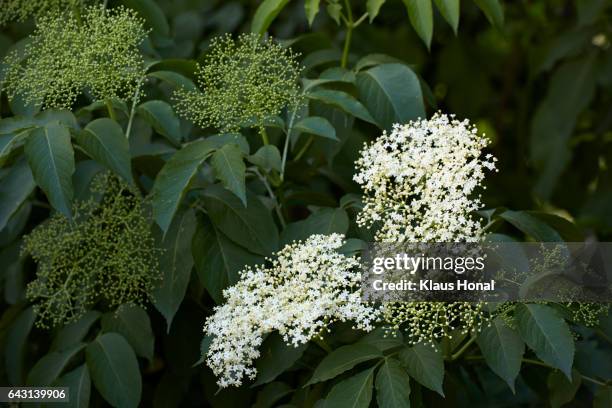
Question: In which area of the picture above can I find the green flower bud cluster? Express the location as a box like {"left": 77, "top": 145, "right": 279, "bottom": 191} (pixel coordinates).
{"left": 2, "top": 5, "right": 147, "bottom": 110}
{"left": 174, "top": 33, "right": 302, "bottom": 132}
{"left": 22, "top": 174, "right": 161, "bottom": 328}
{"left": 382, "top": 301, "right": 486, "bottom": 345}
{"left": 0, "top": 0, "right": 83, "bottom": 26}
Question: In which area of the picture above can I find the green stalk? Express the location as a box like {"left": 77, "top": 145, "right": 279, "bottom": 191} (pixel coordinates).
{"left": 260, "top": 127, "right": 270, "bottom": 145}
{"left": 294, "top": 136, "right": 313, "bottom": 161}
{"left": 105, "top": 99, "right": 117, "bottom": 121}
{"left": 340, "top": 0, "right": 354, "bottom": 68}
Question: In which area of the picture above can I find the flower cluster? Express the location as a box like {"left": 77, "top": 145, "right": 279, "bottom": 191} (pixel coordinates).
{"left": 22, "top": 174, "right": 161, "bottom": 328}
{"left": 203, "top": 234, "right": 378, "bottom": 387}
{"left": 354, "top": 112, "right": 497, "bottom": 243}
{"left": 0, "top": 0, "right": 81, "bottom": 26}
{"left": 2, "top": 5, "right": 147, "bottom": 109}
{"left": 174, "top": 33, "right": 302, "bottom": 132}
{"left": 355, "top": 113, "right": 497, "bottom": 343}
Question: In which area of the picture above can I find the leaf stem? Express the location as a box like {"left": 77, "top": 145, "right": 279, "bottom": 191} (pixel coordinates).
{"left": 281, "top": 105, "right": 299, "bottom": 181}
{"left": 260, "top": 127, "right": 270, "bottom": 145}
{"left": 340, "top": 0, "right": 354, "bottom": 68}
{"left": 450, "top": 334, "right": 477, "bottom": 361}
{"left": 253, "top": 168, "right": 286, "bottom": 228}
{"left": 126, "top": 78, "right": 143, "bottom": 139}
{"left": 105, "top": 99, "right": 117, "bottom": 121}
{"left": 294, "top": 136, "right": 313, "bottom": 161}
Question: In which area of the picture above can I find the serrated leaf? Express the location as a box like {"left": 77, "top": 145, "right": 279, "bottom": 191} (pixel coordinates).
{"left": 476, "top": 317, "right": 524, "bottom": 392}
{"left": 326, "top": 2, "right": 342, "bottom": 24}
{"left": 367, "top": 0, "right": 386, "bottom": 22}
{"left": 403, "top": 0, "right": 433, "bottom": 49}
{"left": 138, "top": 100, "right": 182, "bottom": 145}
{"left": 201, "top": 184, "right": 279, "bottom": 255}
{"left": 253, "top": 333, "right": 307, "bottom": 386}
{"left": 25, "top": 122, "right": 74, "bottom": 217}
{"left": 0, "top": 159, "right": 35, "bottom": 231}
{"left": 151, "top": 139, "right": 217, "bottom": 232}
{"left": 86, "top": 333, "right": 141, "bottom": 408}
{"left": 27, "top": 343, "right": 85, "bottom": 386}
{"left": 307, "top": 344, "right": 382, "bottom": 385}
{"left": 248, "top": 145, "right": 282, "bottom": 173}
{"left": 251, "top": 0, "right": 290, "bottom": 34}
{"left": 358, "top": 328, "right": 404, "bottom": 352}
{"left": 356, "top": 63, "right": 425, "bottom": 131}
{"left": 211, "top": 144, "right": 246, "bottom": 205}
{"left": 308, "top": 89, "right": 378, "bottom": 126}
{"left": 473, "top": 0, "right": 504, "bottom": 28}
{"left": 293, "top": 116, "right": 337, "bottom": 145}
{"left": 434, "top": 0, "right": 459, "bottom": 33}
{"left": 153, "top": 208, "right": 197, "bottom": 331}
{"left": 101, "top": 305, "right": 154, "bottom": 361}
{"left": 515, "top": 304, "right": 574, "bottom": 379}
{"left": 305, "top": 0, "right": 321, "bottom": 25}
{"left": 0, "top": 130, "right": 31, "bottom": 166}
{"left": 76, "top": 118, "right": 133, "bottom": 185}
{"left": 192, "top": 218, "right": 262, "bottom": 304}
{"left": 399, "top": 343, "right": 445, "bottom": 396}
{"left": 120, "top": 0, "right": 170, "bottom": 37}
{"left": 147, "top": 70, "right": 197, "bottom": 91}
{"left": 254, "top": 382, "right": 293, "bottom": 408}
{"left": 323, "top": 367, "right": 376, "bottom": 408}
{"left": 376, "top": 359, "right": 411, "bottom": 408}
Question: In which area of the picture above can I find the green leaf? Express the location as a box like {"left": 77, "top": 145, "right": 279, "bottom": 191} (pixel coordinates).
{"left": 193, "top": 218, "right": 262, "bottom": 304}
{"left": 76, "top": 118, "right": 133, "bottom": 185}
{"left": 476, "top": 317, "right": 524, "bottom": 392}
{"left": 151, "top": 139, "right": 217, "bottom": 232}
{"left": 358, "top": 328, "right": 404, "bottom": 352}
{"left": 326, "top": 2, "right": 342, "bottom": 24}
{"left": 251, "top": 0, "right": 290, "bottom": 35}
{"left": 27, "top": 343, "right": 85, "bottom": 386}
{"left": 0, "top": 159, "right": 35, "bottom": 231}
{"left": 153, "top": 208, "right": 197, "bottom": 331}
{"left": 211, "top": 143, "right": 246, "bottom": 205}
{"left": 498, "top": 210, "right": 563, "bottom": 242}
{"left": 51, "top": 311, "right": 101, "bottom": 352}
{"left": 356, "top": 63, "right": 425, "bottom": 131}
{"left": 137, "top": 100, "right": 182, "bottom": 145}
{"left": 376, "top": 359, "right": 411, "bottom": 408}
{"left": 367, "top": 0, "right": 387, "bottom": 22}
{"left": 5, "top": 307, "right": 35, "bottom": 385}
{"left": 25, "top": 123, "right": 75, "bottom": 217}
{"left": 323, "top": 367, "right": 376, "bottom": 408}
{"left": 594, "top": 386, "right": 612, "bottom": 408}
{"left": 293, "top": 116, "right": 338, "bottom": 144}
{"left": 248, "top": 145, "right": 282, "bottom": 173}
{"left": 307, "top": 344, "right": 382, "bottom": 385}
{"left": 399, "top": 343, "right": 445, "bottom": 396}
{"left": 147, "top": 70, "right": 197, "bottom": 92}
{"left": 202, "top": 184, "right": 279, "bottom": 256}
{"left": 120, "top": 0, "right": 170, "bottom": 37}
{"left": 101, "top": 305, "right": 154, "bottom": 361}
{"left": 0, "top": 130, "right": 30, "bottom": 166}
{"left": 86, "top": 333, "right": 142, "bottom": 408}
{"left": 53, "top": 364, "right": 91, "bottom": 408}
{"left": 473, "top": 0, "right": 504, "bottom": 29}
{"left": 254, "top": 382, "right": 293, "bottom": 408}
{"left": 307, "top": 89, "right": 378, "bottom": 126}
{"left": 305, "top": 0, "right": 321, "bottom": 25}
{"left": 403, "top": 0, "right": 433, "bottom": 49}
{"left": 515, "top": 304, "right": 575, "bottom": 379}
{"left": 547, "top": 369, "right": 582, "bottom": 408}
{"left": 434, "top": 0, "right": 459, "bottom": 33}
{"left": 253, "top": 333, "right": 308, "bottom": 386}
{"left": 281, "top": 207, "right": 349, "bottom": 246}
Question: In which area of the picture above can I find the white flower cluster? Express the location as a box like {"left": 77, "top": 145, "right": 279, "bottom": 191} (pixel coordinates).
{"left": 203, "top": 234, "right": 378, "bottom": 387}
{"left": 354, "top": 113, "right": 497, "bottom": 243}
